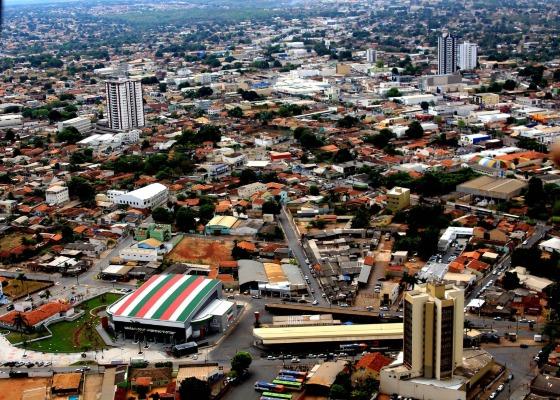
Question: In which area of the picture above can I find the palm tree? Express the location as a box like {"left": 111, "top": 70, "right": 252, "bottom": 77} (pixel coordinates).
{"left": 44, "top": 289, "right": 52, "bottom": 301}
{"left": 13, "top": 312, "right": 30, "bottom": 332}
{"left": 16, "top": 273, "right": 27, "bottom": 297}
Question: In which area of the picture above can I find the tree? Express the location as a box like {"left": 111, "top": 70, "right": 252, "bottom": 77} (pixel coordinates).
{"left": 262, "top": 200, "right": 281, "bottom": 215}
{"left": 199, "top": 204, "right": 215, "bottom": 222}
{"left": 386, "top": 87, "right": 402, "bottom": 97}
{"left": 197, "top": 86, "right": 213, "bottom": 97}
{"left": 231, "top": 351, "right": 252, "bottom": 374}
{"left": 334, "top": 148, "right": 354, "bottom": 163}
{"left": 239, "top": 169, "right": 258, "bottom": 185}
{"left": 405, "top": 120, "right": 424, "bottom": 139}
{"left": 420, "top": 101, "right": 429, "bottom": 111}
{"left": 293, "top": 126, "right": 311, "bottom": 140}
{"left": 351, "top": 206, "right": 371, "bottom": 229}
{"left": 152, "top": 207, "right": 174, "bottom": 224}
{"left": 4, "top": 129, "right": 15, "bottom": 142}
{"left": 330, "top": 384, "right": 349, "bottom": 399}
{"left": 227, "top": 107, "right": 243, "bottom": 118}
{"left": 68, "top": 176, "right": 95, "bottom": 203}
{"left": 197, "top": 125, "right": 221, "bottom": 143}
{"left": 299, "top": 132, "right": 323, "bottom": 149}
{"left": 526, "top": 177, "right": 544, "bottom": 208}
{"left": 158, "top": 82, "right": 167, "bottom": 93}
{"left": 57, "top": 126, "right": 82, "bottom": 144}
{"left": 503, "top": 79, "right": 517, "bottom": 91}
{"left": 337, "top": 115, "right": 359, "bottom": 128}
{"left": 502, "top": 271, "right": 521, "bottom": 290}
{"left": 178, "top": 377, "right": 210, "bottom": 400}
{"left": 309, "top": 185, "right": 320, "bottom": 196}
{"left": 175, "top": 207, "right": 197, "bottom": 232}
{"left": 231, "top": 245, "right": 252, "bottom": 260}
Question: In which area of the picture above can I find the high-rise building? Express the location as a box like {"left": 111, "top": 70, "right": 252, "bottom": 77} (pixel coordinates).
{"left": 437, "top": 33, "right": 457, "bottom": 75}
{"left": 366, "top": 48, "right": 377, "bottom": 63}
{"left": 105, "top": 79, "right": 145, "bottom": 131}
{"left": 403, "top": 283, "right": 464, "bottom": 379}
{"left": 458, "top": 42, "right": 478, "bottom": 71}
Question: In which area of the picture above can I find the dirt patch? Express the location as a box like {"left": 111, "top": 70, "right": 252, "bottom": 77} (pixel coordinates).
{"left": 166, "top": 236, "right": 234, "bottom": 276}
{"left": 0, "top": 377, "right": 49, "bottom": 400}
{"left": 2, "top": 279, "right": 51, "bottom": 299}
{"left": 0, "top": 233, "right": 32, "bottom": 253}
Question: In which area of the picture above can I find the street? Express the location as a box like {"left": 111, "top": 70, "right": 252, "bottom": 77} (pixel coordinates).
{"left": 278, "top": 208, "right": 328, "bottom": 306}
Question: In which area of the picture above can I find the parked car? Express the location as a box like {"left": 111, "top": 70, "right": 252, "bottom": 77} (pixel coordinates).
{"left": 497, "top": 384, "right": 504, "bottom": 392}
{"left": 291, "top": 358, "right": 300, "bottom": 363}
{"left": 489, "top": 392, "right": 497, "bottom": 399}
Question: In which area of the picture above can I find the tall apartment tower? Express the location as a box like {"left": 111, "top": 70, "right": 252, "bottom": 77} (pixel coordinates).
{"left": 403, "top": 283, "right": 464, "bottom": 380}
{"left": 437, "top": 32, "right": 457, "bottom": 75}
{"left": 458, "top": 42, "right": 478, "bottom": 71}
{"left": 105, "top": 79, "right": 145, "bottom": 131}
{"left": 366, "top": 48, "right": 377, "bottom": 63}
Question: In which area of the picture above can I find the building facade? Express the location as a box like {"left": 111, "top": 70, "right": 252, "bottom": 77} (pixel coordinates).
{"left": 111, "top": 183, "right": 168, "bottom": 209}
{"left": 105, "top": 79, "right": 145, "bottom": 131}
{"left": 46, "top": 185, "right": 70, "bottom": 205}
{"left": 458, "top": 42, "right": 478, "bottom": 71}
{"left": 437, "top": 33, "right": 458, "bottom": 75}
{"left": 58, "top": 116, "right": 92, "bottom": 134}
{"left": 386, "top": 187, "right": 411, "bottom": 212}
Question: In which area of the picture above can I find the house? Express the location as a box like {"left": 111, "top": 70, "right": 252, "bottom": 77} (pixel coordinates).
{"left": 237, "top": 182, "right": 268, "bottom": 199}
{"left": 355, "top": 352, "right": 392, "bottom": 379}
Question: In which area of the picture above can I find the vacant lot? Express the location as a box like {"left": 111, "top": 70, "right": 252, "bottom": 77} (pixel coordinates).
{"left": 0, "top": 233, "right": 32, "bottom": 253}
{"left": 2, "top": 278, "right": 51, "bottom": 299}
{"left": 23, "top": 292, "right": 122, "bottom": 353}
{"left": 166, "top": 236, "right": 234, "bottom": 273}
{"left": 0, "top": 377, "right": 49, "bottom": 400}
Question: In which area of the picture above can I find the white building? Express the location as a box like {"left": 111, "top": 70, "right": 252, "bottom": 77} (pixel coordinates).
{"left": 366, "top": 48, "right": 377, "bottom": 63}
{"left": 45, "top": 185, "right": 69, "bottom": 205}
{"left": 458, "top": 42, "right": 478, "bottom": 71}
{"left": 237, "top": 182, "right": 268, "bottom": 199}
{"left": 0, "top": 114, "right": 23, "bottom": 129}
{"left": 105, "top": 79, "right": 145, "bottom": 131}
{"left": 438, "top": 227, "right": 474, "bottom": 251}
{"left": 437, "top": 32, "right": 457, "bottom": 75}
{"left": 119, "top": 247, "right": 158, "bottom": 262}
{"left": 111, "top": 183, "right": 168, "bottom": 209}
{"left": 58, "top": 116, "right": 92, "bottom": 134}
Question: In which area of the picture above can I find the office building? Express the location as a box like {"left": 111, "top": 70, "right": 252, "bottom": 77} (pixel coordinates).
{"left": 45, "top": 185, "right": 69, "bottom": 205}
{"left": 437, "top": 33, "right": 457, "bottom": 74}
{"left": 366, "top": 48, "right": 377, "bottom": 63}
{"left": 458, "top": 42, "right": 478, "bottom": 71}
{"left": 105, "top": 79, "right": 145, "bottom": 131}
{"left": 108, "top": 183, "right": 168, "bottom": 209}
{"left": 380, "top": 283, "right": 483, "bottom": 400}
{"left": 386, "top": 187, "right": 410, "bottom": 212}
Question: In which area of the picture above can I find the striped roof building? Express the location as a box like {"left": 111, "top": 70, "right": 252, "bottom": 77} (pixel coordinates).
{"left": 108, "top": 274, "right": 221, "bottom": 326}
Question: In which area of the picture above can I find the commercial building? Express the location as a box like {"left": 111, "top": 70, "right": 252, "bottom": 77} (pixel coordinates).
{"left": 438, "top": 226, "right": 474, "bottom": 251}
{"left": 109, "top": 183, "right": 168, "bottom": 209}
{"left": 459, "top": 133, "right": 491, "bottom": 146}
{"left": 57, "top": 116, "right": 92, "bottom": 134}
{"left": 386, "top": 186, "right": 410, "bottom": 212}
{"left": 45, "top": 185, "right": 69, "bottom": 205}
{"left": 237, "top": 182, "right": 268, "bottom": 199}
{"left": 105, "top": 78, "right": 145, "bottom": 131}
{"left": 204, "top": 215, "right": 238, "bottom": 235}
{"left": 107, "top": 274, "right": 236, "bottom": 343}
{"left": 0, "top": 114, "right": 22, "bottom": 129}
{"left": 238, "top": 259, "right": 307, "bottom": 296}
{"left": 458, "top": 42, "right": 478, "bottom": 71}
{"left": 437, "top": 32, "right": 457, "bottom": 75}
{"left": 380, "top": 284, "right": 486, "bottom": 400}
{"left": 456, "top": 175, "right": 527, "bottom": 200}
{"left": 472, "top": 92, "right": 500, "bottom": 106}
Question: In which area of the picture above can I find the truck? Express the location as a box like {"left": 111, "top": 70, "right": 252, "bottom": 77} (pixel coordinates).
{"left": 534, "top": 334, "right": 543, "bottom": 342}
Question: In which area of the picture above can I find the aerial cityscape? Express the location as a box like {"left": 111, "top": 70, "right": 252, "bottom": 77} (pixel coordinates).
{"left": 0, "top": 0, "right": 560, "bottom": 399}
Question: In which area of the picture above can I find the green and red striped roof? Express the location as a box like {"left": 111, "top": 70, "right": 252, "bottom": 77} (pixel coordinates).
{"left": 109, "top": 274, "right": 220, "bottom": 322}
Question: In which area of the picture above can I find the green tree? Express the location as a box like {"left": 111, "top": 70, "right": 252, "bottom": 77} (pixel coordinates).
{"left": 175, "top": 207, "right": 197, "bottom": 232}
{"left": 502, "top": 271, "right": 521, "bottom": 290}
{"left": 152, "top": 207, "right": 174, "bottom": 224}
{"left": 351, "top": 206, "right": 371, "bottom": 229}
{"left": 231, "top": 351, "right": 252, "bottom": 374}
{"left": 68, "top": 176, "right": 95, "bottom": 203}
{"left": 309, "top": 185, "right": 320, "bottom": 196}
{"left": 330, "top": 384, "right": 349, "bottom": 399}
{"left": 386, "top": 87, "right": 402, "bottom": 97}
{"left": 503, "top": 79, "right": 517, "bottom": 91}
{"left": 227, "top": 107, "right": 243, "bottom": 118}
{"left": 199, "top": 203, "right": 215, "bottom": 222}
{"left": 262, "top": 199, "right": 281, "bottom": 215}
{"left": 405, "top": 120, "right": 424, "bottom": 139}
{"left": 337, "top": 115, "right": 360, "bottom": 128}
{"left": 57, "top": 127, "right": 82, "bottom": 144}
{"left": 239, "top": 169, "right": 258, "bottom": 185}
{"left": 178, "top": 377, "right": 210, "bottom": 400}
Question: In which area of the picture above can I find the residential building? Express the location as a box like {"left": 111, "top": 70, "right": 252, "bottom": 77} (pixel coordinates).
{"left": 472, "top": 92, "right": 499, "bottom": 106}
{"left": 386, "top": 187, "right": 410, "bottom": 212}
{"left": 437, "top": 33, "right": 458, "bottom": 74}
{"left": 237, "top": 182, "right": 268, "bottom": 199}
{"left": 458, "top": 42, "right": 477, "bottom": 71}
{"left": 105, "top": 78, "right": 145, "bottom": 131}
{"left": 45, "top": 185, "right": 70, "bottom": 205}
{"left": 366, "top": 48, "right": 377, "bottom": 63}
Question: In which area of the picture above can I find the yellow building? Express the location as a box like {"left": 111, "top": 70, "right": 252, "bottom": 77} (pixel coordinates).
{"left": 472, "top": 92, "right": 499, "bottom": 106}
{"left": 386, "top": 187, "right": 411, "bottom": 212}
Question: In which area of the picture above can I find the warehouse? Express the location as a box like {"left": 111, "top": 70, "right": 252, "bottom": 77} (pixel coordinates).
{"left": 456, "top": 176, "right": 527, "bottom": 200}
{"left": 107, "top": 274, "right": 235, "bottom": 343}
{"left": 238, "top": 259, "right": 307, "bottom": 296}
{"left": 204, "top": 215, "right": 238, "bottom": 235}
{"left": 109, "top": 183, "right": 169, "bottom": 209}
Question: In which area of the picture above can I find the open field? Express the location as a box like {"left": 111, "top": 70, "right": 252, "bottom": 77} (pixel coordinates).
{"left": 166, "top": 236, "right": 234, "bottom": 273}
{"left": 0, "top": 377, "right": 50, "bottom": 400}
{"left": 22, "top": 292, "right": 122, "bottom": 353}
{"left": 0, "top": 233, "right": 32, "bottom": 252}
{"left": 2, "top": 278, "right": 51, "bottom": 299}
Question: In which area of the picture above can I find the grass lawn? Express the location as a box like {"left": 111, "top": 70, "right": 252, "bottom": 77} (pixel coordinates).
{"left": 5, "top": 330, "right": 45, "bottom": 344}
{"left": 21, "top": 292, "right": 122, "bottom": 353}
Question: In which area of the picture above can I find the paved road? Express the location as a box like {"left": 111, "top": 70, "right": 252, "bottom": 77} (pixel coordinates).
{"left": 278, "top": 208, "right": 328, "bottom": 306}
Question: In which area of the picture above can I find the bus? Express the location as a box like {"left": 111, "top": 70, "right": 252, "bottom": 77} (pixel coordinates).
{"left": 171, "top": 342, "right": 198, "bottom": 357}
{"left": 272, "top": 380, "right": 302, "bottom": 391}
{"left": 254, "top": 381, "right": 285, "bottom": 393}
{"left": 278, "top": 370, "right": 307, "bottom": 378}
{"left": 261, "top": 392, "right": 292, "bottom": 400}
{"left": 277, "top": 375, "right": 304, "bottom": 383}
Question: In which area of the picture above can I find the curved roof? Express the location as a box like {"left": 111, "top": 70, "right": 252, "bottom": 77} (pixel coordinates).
{"left": 253, "top": 323, "right": 403, "bottom": 344}
{"left": 476, "top": 156, "right": 513, "bottom": 170}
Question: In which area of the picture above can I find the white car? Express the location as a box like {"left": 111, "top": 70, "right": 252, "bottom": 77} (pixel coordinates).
{"left": 497, "top": 384, "right": 504, "bottom": 392}
{"left": 312, "top": 300, "right": 319, "bottom": 305}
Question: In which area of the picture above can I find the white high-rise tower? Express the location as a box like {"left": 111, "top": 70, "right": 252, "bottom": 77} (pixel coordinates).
{"left": 437, "top": 33, "right": 457, "bottom": 75}
{"left": 105, "top": 79, "right": 145, "bottom": 131}
{"left": 458, "top": 42, "right": 478, "bottom": 71}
